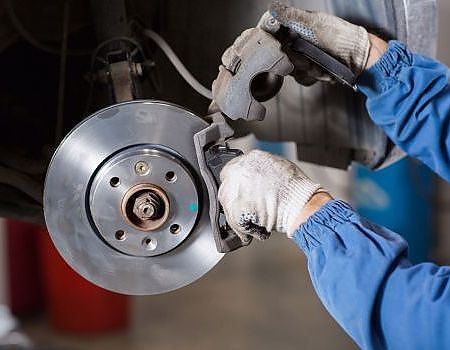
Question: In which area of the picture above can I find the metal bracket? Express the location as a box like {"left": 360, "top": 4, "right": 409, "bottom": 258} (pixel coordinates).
{"left": 274, "top": 25, "right": 357, "bottom": 90}
{"left": 194, "top": 113, "right": 250, "bottom": 253}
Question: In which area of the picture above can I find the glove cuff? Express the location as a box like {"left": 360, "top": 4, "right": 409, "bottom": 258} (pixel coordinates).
{"left": 277, "top": 176, "right": 322, "bottom": 234}
{"left": 333, "top": 25, "right": 370, "bottom": 75}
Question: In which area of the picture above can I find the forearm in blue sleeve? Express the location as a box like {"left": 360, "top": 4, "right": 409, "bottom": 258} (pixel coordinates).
{"left": 357, "top": 41, "right": 450, "bottom": 181}
{"left": 293, "top": 200, "right": 450, "bottom": 349}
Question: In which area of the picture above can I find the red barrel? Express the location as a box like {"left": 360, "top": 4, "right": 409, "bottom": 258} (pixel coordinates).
{"left": 6, "top": 220, "right": 44, "bottom": 316}
{"left": 37, "top": 228, "right": 129, "bottom": 333}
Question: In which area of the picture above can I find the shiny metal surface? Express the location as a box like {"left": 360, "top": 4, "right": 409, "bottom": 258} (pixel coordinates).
{"left": 44, "top": 100, "right": 223, "bottom": 295}
{"left": 89, "top": 147, "right": 199, "bottom": 257}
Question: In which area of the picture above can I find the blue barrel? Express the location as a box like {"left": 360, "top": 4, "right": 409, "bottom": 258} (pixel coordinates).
{"left": 256, "top": 140, "right": 290, "bottom": 156}
{"left": 352, "top": 158, "right": 433, "bottom": 264}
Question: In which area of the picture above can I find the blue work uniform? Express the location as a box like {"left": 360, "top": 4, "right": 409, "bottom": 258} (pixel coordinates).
{"left": 293, "top": 41, "right": 450, "bottom": 350}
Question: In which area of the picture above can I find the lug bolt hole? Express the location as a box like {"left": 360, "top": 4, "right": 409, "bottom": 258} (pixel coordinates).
{"left": 170, "top": 224, "right": 181, "bottom": 234}
{"left": 142, "top": 237, "right": 157, "bottom": 251}
{"left": 110, "top": 177, "right": 120, "bottom": 187}
{"left": 115, "top": 230, "right": 126, "bottom": 241}
{"left": 165, "top": 171, "right": 177, "bottom": 183}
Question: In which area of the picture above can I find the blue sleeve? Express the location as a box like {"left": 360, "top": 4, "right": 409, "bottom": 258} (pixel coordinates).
{"left": 357, "top": 41, "right": 450, "bottom": 181}
{"left": 293, "top": 200, "right": 450, "bottom": 350}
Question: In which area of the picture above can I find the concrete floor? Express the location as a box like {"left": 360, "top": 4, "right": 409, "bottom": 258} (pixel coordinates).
{"left": 21, "top": 235, "right": 356, "bottom": 350}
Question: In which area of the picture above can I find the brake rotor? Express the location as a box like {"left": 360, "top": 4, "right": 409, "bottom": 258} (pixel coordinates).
{"left": 44, "top": 100, "right": 224, "bottom": 295}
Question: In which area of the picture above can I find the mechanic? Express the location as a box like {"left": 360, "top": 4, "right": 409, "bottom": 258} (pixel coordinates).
{"left": 217, "top": 3, "right": 450, "bottom": 349}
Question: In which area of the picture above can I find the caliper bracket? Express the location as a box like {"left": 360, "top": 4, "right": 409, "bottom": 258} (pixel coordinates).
{"left": 194, "top": 113, "right": 250, "bottom": 253}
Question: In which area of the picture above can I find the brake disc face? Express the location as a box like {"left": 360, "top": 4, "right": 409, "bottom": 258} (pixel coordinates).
{"left": 44, "top": 101, "right": 223, "bottom": 295}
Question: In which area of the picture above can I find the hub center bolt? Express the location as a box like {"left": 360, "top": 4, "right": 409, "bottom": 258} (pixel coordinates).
{"left": 132, "top": 192, "right": 164, "bottom": 220}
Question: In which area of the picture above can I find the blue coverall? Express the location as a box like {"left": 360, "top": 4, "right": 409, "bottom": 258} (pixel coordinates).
{"left": 293, "top": 41, "right": 450, "bottom": 349}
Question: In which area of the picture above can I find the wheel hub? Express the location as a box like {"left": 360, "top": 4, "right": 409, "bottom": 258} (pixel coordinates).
{"left": 89, "top": 146, "right": 199, "bottom": 257}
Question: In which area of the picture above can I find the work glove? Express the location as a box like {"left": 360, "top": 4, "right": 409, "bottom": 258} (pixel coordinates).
{"left": 263, "top": 2, "right": 371, "bottom": 85}
{"left": 218, "top": 150, "right": 324, "bottom": 241}
{"left": 210, "top": 2, "right": 371, "bottom": 116}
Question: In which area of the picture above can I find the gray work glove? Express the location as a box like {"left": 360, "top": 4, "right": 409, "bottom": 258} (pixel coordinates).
{"left": 263, "top": 2, "right": 371, "bottom": 85}
{"left": 218, "top": 150, "right": 324, "bottom": 241}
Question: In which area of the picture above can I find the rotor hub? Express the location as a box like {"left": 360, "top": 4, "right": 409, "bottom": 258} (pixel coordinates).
{"left": 89, "top": 146, "right": 199, "bottom": 257}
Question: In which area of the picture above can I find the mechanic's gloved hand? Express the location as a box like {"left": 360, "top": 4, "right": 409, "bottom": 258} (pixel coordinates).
{"left": 261, "top": 2, "right": 371, "bottom": 85}
{"left": 218, "top": 150, "right": 325, "bottom": 241}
